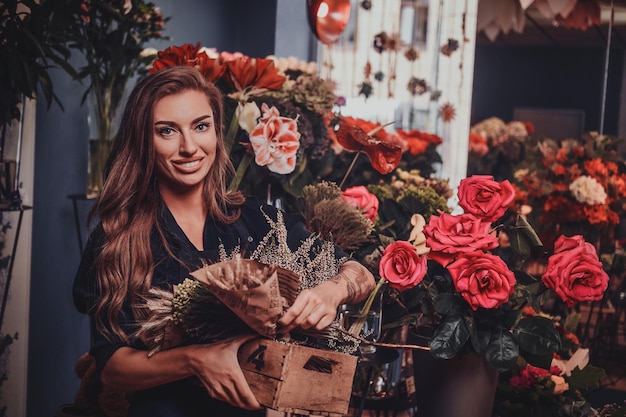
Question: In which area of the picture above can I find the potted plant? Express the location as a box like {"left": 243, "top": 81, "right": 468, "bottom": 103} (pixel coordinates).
{"left": 59, "top": 0, "right": 169, "bottom": 197}
{"left": 0, "top": 0, "right": 77, "bottom": 205}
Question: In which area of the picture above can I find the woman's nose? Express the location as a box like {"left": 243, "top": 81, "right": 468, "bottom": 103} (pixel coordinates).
{"left": 179, "top": 134, "right": 197, "bottom": 155}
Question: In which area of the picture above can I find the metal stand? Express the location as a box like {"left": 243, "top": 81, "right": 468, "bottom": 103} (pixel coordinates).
{"left": 67, "top": 193, "right": 96, "bottom": 255}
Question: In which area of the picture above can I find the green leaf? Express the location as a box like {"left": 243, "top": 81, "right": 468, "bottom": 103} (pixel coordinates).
{"left": 433, "top": 293, "right": 466, "bottom": 315}
{"left": 566, "top": 365, "right": 606, "bottom": 391}
{"left": 429, "top": 316, "right": 470, "bottom": 359}
{"left": 520, "top": 350, "right": 553, "bottom": 370}
{"left": 512, "top": 316, "right": 562, "bottom": 355}
{"left": 485, "top": 328, "right": 519, "bottom": 371}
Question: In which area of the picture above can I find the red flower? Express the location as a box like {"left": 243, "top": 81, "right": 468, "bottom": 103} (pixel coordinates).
{"left": 342, "top": 186, "right": 379, "bottom": 223}
{"left": 150, "top": 43, "right": 226, "bottom": 82}
{"left": 225, "top": 57, "right": 286, "bottom": 96}
{"left": 423, "top": 213, "right": 499, "bottom": 267}
{"left": 447, "top": 251, "right": 516, "bottom": 310}
{"left": 379, "top": 241, "right": 428, "bottom": 291}
{"left": 542, "top": 235, "right": 609, "bottom": 307}
{"left": 334, "top": 116, "right": 402, "bottom": 174}
{"left": 457, "top": 175, "right": 515, "bottom": 223}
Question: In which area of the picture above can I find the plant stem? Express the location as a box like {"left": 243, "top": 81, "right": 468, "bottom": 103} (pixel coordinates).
{"left": 348, "top": 277, "right": 386, "bottom": 336}
{"left": 228, "top": 152, "right": 253, "bottom": 192}
{"left": 339, "top": 152, "right": 361, "bottom": 190}
{"left": 224, "top": 108, "right": 241, "bottom": 154}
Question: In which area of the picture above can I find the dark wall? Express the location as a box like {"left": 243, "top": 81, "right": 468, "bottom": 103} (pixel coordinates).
{"left": 26, "top": 1, "right": 310, "bottom": 416}
{"left": 471, "top": 44, "right": 624, "bottom": 136}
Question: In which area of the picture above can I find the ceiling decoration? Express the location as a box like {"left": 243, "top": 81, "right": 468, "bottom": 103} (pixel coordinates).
{"left": 476, "top": 0, "right": 606, "bottom": 43}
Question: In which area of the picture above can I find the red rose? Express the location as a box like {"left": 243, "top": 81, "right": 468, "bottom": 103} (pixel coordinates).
{"left": 423, "top": 213, "right": 499, "bottom": 267}
{"left": 541, "top": 235, "right": 609, "bottom": 307}
{"left": 379, "top": 241, "right": 427, "bottom": 291}
{"left": 458, "top": 175, "right": 515, "bottom": 223}
{"left": 342, "top": 186, "right": 379, "bottom": 223}
{"left": 447, "top": 251, "right": 516, "bottom": 310}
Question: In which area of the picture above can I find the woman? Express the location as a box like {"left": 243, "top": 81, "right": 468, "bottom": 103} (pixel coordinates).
{"left": 73, "top": 66, "right": 375, "bottom": 416}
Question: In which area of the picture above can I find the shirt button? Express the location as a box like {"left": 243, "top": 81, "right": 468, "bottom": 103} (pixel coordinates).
{"left": 247, "top": 236, "right": 254, "bottom": 243}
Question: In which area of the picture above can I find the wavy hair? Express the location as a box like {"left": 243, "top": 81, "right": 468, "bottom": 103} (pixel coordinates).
{"left": 91, "top": 66, "right": 245, "bottom": 341}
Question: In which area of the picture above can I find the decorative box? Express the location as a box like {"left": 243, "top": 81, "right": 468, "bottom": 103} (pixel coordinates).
{"left": 238, "top": 338, "right": 358, "bottom": 416}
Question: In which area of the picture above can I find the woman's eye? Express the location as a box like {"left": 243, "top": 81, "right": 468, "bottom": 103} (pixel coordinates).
{"left": 158, "top": 127, "right": 174, "bottom": 136}
{"left": 196, "top": 123, "right": 209, "bottom": 132}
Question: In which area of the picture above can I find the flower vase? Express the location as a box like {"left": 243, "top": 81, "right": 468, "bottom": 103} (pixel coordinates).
{"left": 411, "top": 349, "right": 499, "bottom": 417}
{"left": 87, "top": 139, "right": 113, "bottom": 198}
{"left": 86, "top": 89, "right": 121, "bottom": 198}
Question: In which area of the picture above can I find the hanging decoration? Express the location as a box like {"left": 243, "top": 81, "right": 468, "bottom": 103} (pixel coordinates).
{"left": 440, "top": 38, "right": 460, "bottom": 56}
{"left": 439, "top": 102, "right": 457, "bottom": 123}
{"left": 532, "top": 0, "right": 577, "bottom": 19}
{"left": 477, "top": 0, "right": 603, "bottom": 41}
{"left": 554, "top": 0, "right": 601, "bottom": 30}
{"left": 307, "top": 0, "right": 352, "bottom": 45}
{"left": 476, "top": 0, "right": 527, "bottom": 42}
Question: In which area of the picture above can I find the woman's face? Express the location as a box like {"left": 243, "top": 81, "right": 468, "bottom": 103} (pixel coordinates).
{"left": 152, "top": 89, "right": 217, "bottom": 195}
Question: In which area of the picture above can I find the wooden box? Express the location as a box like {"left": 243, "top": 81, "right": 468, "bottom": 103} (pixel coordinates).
{"left": 238, "top": 338, "right": 358, "bottom": 416}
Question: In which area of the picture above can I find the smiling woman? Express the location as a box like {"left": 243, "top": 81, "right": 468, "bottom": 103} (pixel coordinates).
{"left": 71, "top": 65, "right": 375, "bottom": 417}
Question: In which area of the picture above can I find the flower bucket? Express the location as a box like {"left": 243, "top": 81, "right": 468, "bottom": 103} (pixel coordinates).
{"left": 412, "top": 349, "right": 499, "bottom": 417}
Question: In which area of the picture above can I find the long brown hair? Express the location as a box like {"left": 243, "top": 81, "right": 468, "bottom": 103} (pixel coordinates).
{"left": 91, "top": 66, "right": 245, "bottom": 341}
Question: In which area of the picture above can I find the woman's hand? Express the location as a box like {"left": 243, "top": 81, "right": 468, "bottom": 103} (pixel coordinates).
{"left": 277, "top": 260, "right": 375, "bottom": 334}
{"left": 278, "top": 284, "right": 341, "bottom": 333}
{"left": 190, "top": 334, "right": 262, "bottom": 410}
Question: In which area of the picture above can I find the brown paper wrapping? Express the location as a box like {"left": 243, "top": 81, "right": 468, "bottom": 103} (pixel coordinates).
{"left": 190, "top": 258, "right": 300, "bottom": 339}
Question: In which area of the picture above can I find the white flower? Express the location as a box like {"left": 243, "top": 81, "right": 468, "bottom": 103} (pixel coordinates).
{"left": 140, "top": 47, "right": 158, "bottom": 58}
{"left": 514, "top": 168, "right": 529, "bottom": 181}
{"left": 505, "top": 121, "right": 528, "bottom": 141}
{"left": 236, "top": 102, "right": 261, "bottom": 135}
{"left": 569, "top": 175, "right": 607, "bottom": 205}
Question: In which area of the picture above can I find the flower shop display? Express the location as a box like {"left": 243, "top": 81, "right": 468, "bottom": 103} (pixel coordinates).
{"left": 467, "top": 116, "right": 533, "bottom": 181}
{"left": 512, "top": 131, "right": 626, "bottom": 255}
{"left": 146, "top": 42, "right": 443, "bottom": 216}
{"left": 323, "top": 172, "right": 611, "bottom": 416}
{"left": 63, "top": 0, "right": 169, "bottom": 196}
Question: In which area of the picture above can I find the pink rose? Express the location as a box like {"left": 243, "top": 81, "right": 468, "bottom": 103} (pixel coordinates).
{"left": 458, "top": 175, "right": 515, "bottom": 223}
{"left": 447, "top": 251, "right": 516, "bottom": 310}
{"left": 423, "top": 213, "right": 499, "bottom": 267}
{"left": 379, "top": 241, "right": 427, "bottom": 291}
{"left": 342, "top": 186, "right": 379, "bottom": 222}
{"left": 249, "top": 103, "right": 300, "bottom": 174}
{"left": 541, "top": 235, "right": 609, "bottom": 307}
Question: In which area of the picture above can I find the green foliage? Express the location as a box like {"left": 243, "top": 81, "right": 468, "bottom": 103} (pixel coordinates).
{"left": 0, "top": 0, "right": 78, "bottom": 127}
{"left": 513, "top": 316, "right": 562, "bottom": 356}
{"left": 567, "top": 365, "right": 606, "bottom": 392}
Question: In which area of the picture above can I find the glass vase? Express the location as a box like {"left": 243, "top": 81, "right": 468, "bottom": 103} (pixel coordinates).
{"left": 339, "top": 290, "right": 382, "bottom": 357}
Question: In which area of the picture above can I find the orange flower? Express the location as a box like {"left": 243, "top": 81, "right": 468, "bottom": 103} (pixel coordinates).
{"left": 552, "top": 164, "right": 566, "bottom": 176}
{"left": 396, "top": 129, "right": 443, "bottom": 156}
{"left": 224, "top": 57, "right": 286, "bottom": 98}
{"left": 468, "top": 132, "right": 489, "bottom": 156}
{"left": 334, "top": 116, "right": 403, "bottom": 174}
{"left": 584, "top": 158, "right": 608, "bottom": 178}
{"left": 556, "top": 147, "right": 568, "bottom": 163}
